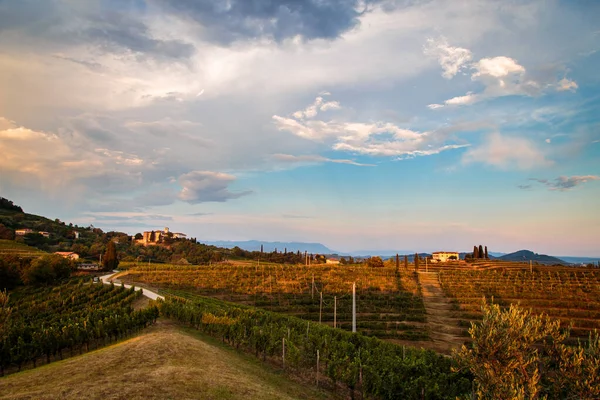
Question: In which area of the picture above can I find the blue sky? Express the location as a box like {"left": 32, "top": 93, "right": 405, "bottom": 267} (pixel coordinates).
{"left": 0, "top": 0, "right": 599, "bottom": 255}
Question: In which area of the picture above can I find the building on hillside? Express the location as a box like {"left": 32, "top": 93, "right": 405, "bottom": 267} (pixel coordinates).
{"left": 73, "top": 231, "right": 80, "bottom": 239}
{"left": 431, "top": 251, "right": 460, "bottom": 263}
{"left": 54, "top": 251, "right": 80, "bottom": 260}
{"left": 326, "top": 258, "right": 340, "bottom": 265}
{"left": 15, "top": 228, "right": 34, "bottom": 236}
{"left": 78, "top": 263, "right": 101, "bottom": 271}
{"left": 137, "top": 227, "right": 187, "bottom": 246}
{"left": 39, "top": 231, "right": 50, "bottom": 238}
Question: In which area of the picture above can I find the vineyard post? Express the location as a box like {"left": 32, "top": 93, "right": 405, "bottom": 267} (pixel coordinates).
{"left": 319, "top": 291, "right": 323, "bottom": 323}
{"left": 334, "top": 296, "right": 337, "bottom": 328}
{"left": 312, "top": 275, "right": 315, "bottom": 300}
{"left": 352, "top": 282, "right": 356, "bottom": 333}
{"left": 530, "top": 260, "right": 532, "bottom": 273}
{"left": 306, "top": 321, "right": 310, "bottom": 339}
{"left": 316, "top": 349, "right": 320, "bottom": 386}
{"left": 282, "top": 337, "right": 285, "bottom": 368}
{"left": 426, "top": 257, "right": 428, "bottom": 273}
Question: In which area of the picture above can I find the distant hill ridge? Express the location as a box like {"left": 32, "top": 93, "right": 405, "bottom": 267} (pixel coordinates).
{"left": 497, "top": 250, "right": 567, "bottom": 265}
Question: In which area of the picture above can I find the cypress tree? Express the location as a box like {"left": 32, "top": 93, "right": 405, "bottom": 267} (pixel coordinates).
{"left": 473, "top": 246, "right": 479, "bottom": 259}
{"left": 485, "top": 246, "right": 489, "bottom": 259}
{"left": 478, "top": 245, "right": 484, "bottom": 259}
{"left": 260, "top": 244, "right": 263, "bottom": 253}
{"left": 395, "top": 254, "right": 400, "bottom": 273}
{"left": 103, "top": 241, "right": 119, "bottom": 271}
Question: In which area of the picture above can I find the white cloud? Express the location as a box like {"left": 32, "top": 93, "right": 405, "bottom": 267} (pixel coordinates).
{"left": 556, "top": 78, "right": 578, "bottom": 92}
{"left": 274, "top": 95, "right": 471, "bottom": 158}
{"left": 444, "top": 92, "right": 479, "bottom": 106}
{"left": 178, "top": 171, "right": 251, "bottom": 203}
{"left": 424, "top": 36, "right": 473, "bottom": 79}
{"left": 292, "top": 95, "right": 342, "bottom": 120}
{"left": 545, "top": 138, "right": 551, "bottom": 144}
{"left": 473, "top": 56, "right": 525, "bottom": 78}
{"left": 462, "top": 132, "right": 552, "bottom": 169}
{"left": 427, "top": 104, "right": 444, "bottom": 110}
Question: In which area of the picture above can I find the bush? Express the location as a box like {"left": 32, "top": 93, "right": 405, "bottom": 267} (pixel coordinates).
{"left": 20, "top": 255, "right": 73, "bottom": 285}
{"left": 453, "top": 300, "right": 600, "bottom": 399}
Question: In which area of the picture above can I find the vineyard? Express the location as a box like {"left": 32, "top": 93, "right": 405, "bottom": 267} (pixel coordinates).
{"left": 439, "top": 266, "right": 600, "bottom": 340}
{"left": 120, "top": 262, "right": 430, "bottom": 342}
{"left": 0, "top": 239, "right": 45, "bottom": 258}
{"left": 158, "top": 294, "right": 471, "bottom": 399}
{"left": 0, "top": 279, "right": 159, "bottom": 375}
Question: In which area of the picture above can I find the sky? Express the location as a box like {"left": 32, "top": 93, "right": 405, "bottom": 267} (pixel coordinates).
{"left": 0, "top": 0, "right": 599, "bottom": 256}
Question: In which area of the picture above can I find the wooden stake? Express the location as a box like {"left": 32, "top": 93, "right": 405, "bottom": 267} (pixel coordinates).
{"left": 334, "top": 295, "right": 337, "bottom": 328}
{"left": 282, "top": 337, "right": 285, "bottom": 368}
{"left": 352, "top": 282, "right": 356, "bottom": 333}
{"left": 319, "top": 291, "right": 323, "bottom": 324}
{"left": 316, "top": 349, "right": 320, "bottom": 386}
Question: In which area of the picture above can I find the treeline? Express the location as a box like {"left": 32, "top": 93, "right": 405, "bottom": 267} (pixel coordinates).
{"left": 0, "top": 197, "right": 23, "bottom": 213}
{"left": 0, "top": 281, "right": 158, "bottom": 375}
{"left": 159, "top": 296, "right": 471, "bottom": 399}
{"left": 0, "top": 254, "right": 74, "bottom": 290}
{"left": 465, "top": 244, "right": 489, "bottom": 260}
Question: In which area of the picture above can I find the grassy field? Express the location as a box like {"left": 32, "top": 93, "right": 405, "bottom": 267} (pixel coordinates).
{"left": 0, "top": 320, "right": 334, "bottom": 400}
{"left": 119, "top": 261, "right": 430, "bottom": 342}
{"left": 0, "top": 239, "right": 45, "bottom": 258}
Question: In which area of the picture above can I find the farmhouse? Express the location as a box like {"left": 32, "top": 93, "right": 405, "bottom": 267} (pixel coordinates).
{"left": 431, "top": 251, "right": 459, "bottom": 263}
{"left": 54, "top": 251, "right": 80, "bottom": 260}
{"left": 15, "top": 228, "right": 34, "bottom": 236}
{"left": 326, "top": 258, "right": 340, "bottom": 265}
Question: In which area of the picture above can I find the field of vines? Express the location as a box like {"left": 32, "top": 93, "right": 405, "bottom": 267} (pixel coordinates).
{"left": 439, "top": 267, "right": 600, "bottom": 339}
{"left": 159, "top": 294, "right": 471, "bottom": 399}
{"left": 0, "top": 279, "right": 159, "bottom": 375}
{"left": 121, "top": 262, "right": 429, "bottom": 341}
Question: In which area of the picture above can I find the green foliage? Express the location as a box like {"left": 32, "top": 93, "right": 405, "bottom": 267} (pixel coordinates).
{"left": 159, "top": 295, "right": 471, "bottom": 399}
{"left": 20, "top": 255, "right": 73, "bottom": 285}
{"left": 102, "top": 241, "right": 119, "bottom": 271}
{"left": 453, "top": 301, "right": 600, "bottom": 399}
{"left": 0, "top": 198, "right": 23, "bottom": 213}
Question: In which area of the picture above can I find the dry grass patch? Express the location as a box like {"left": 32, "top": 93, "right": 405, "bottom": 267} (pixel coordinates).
{"left": 0, "top": 320, "right": 333, "bottom": 400}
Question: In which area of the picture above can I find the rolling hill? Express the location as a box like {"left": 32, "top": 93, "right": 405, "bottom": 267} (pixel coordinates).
{"left": 497, "top": 250, "right": 567, "bottom": 265}
{"left": 0, "top": 320, "right": 332, "bottom": 400}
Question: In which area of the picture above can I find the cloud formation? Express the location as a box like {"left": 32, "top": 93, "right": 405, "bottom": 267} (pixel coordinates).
{"left": 273, "top": 153, "right": 374, "bottom": 167}
{"left": 154, "top": 0, "right": 378, "bottom": 44}
{"left": 530, "top": 176, "right": 600, "bottom": 191}
{"left": 178, "top": 171, "right": 252, "bottom": 203}
{"left": 423, "top": 36, "right": 472, "bottom": 79}
{"left": 426, "top": 38, "right": 579, "bottom": 108}
{"left": 274, "top": 95, "right": 471, "bottom": 158}
{"left": 462, "top": 132, "right": 552, "bottom": 169}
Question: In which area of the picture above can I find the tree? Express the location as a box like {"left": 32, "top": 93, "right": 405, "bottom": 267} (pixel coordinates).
{"left": 484, "top": 246, "right": 489, "bottom": 259}
{"left": 414, "top": 253, "right": 419, "bottom": 271}
{"left": 404, "top": 255, "right": 408, "bottom": 270}
{"left": 366, "top": 256, "right": 384, "bottom": 268}
{"left": 102, "top": 241, "right": 119, "bottom": 271}
{"left": 149, "top": 231, "right": 156, "bottom": 242}
{"left": 453, "top": 301, "right": 600, "bottom": 399}
{"left": 473, "top": 245, "right": 479, "bottom": 259}
{"left": 21, "top": 255, "right": 72, "bottom": 285}
{"left": 134, "top": 233, "right": 143, "bottom": 240}
{"left": 478, "top": 245, "right": 484, "bottom": 259}
{"left": 0, "top": 224, "right": 14, "bottom": 240}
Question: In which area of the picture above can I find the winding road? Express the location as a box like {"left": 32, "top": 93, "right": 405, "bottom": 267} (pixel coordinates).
{"left": 99, "top": 271, "right": 164, "bottom": 301}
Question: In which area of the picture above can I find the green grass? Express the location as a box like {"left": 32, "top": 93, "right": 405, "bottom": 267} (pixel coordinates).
{"left": 0, "top": 239, "right": 45, "bottom": 257}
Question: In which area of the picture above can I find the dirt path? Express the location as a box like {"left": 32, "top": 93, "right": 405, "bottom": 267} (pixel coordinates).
{"left": 418, "top": 272, "right": 466, "bottom": 355}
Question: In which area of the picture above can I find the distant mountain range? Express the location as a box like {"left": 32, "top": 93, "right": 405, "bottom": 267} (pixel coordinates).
{"left": 202, "top": 240, "right": 334, "bottom": 255}
{"left": 201, "top": 240, "right": 595, "bottom": 265}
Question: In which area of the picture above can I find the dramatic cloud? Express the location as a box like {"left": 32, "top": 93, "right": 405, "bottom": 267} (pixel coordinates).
{"left": 154, "top": 0, "right": 378, "bottom": 44}
{"left": 178, "top": 171, "right": 251, "bottom": 203}
{"left": 462, "top": 132, "right": 552, "bottom": 169}
{"left": 274, "top": 95, "right": 472, "bottom": 158}
{"left": 530, "top": 176, "right": 600, "bottom": 191}
{"left": 424, "top": 36, "right": 472, "bottom": 79}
